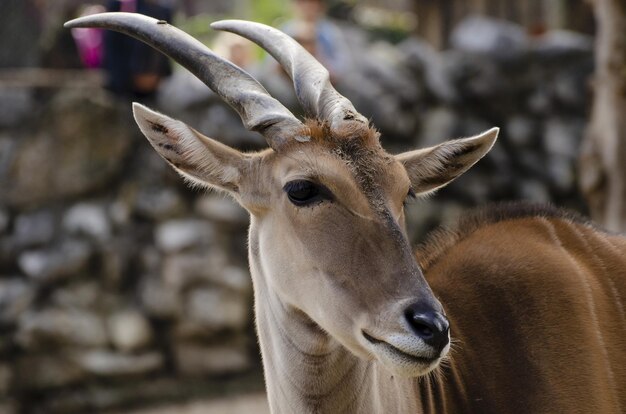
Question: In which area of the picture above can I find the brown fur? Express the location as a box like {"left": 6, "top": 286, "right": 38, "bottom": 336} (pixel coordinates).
{"left": 416, "top": 202, "right": 599, "bottom": 270}
{"left": 418, "top": 204, "right": 626, "bottom": 413}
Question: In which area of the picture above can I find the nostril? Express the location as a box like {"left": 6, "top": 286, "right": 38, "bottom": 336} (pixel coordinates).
{"left": 404, "top": 303, "right": 450, "bottom": 351}
{"left": 408, "top": 314, "right": 436, "bottom": 339}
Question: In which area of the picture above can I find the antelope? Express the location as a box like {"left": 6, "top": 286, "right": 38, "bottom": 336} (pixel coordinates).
{"left": 66, "top": 13, "right": 626, "bottom": 414}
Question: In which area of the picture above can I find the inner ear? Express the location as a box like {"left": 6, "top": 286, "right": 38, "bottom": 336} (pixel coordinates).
{"left": 396, "top": 128, "right": 499, "bottom": 195}
{"left": 133, "top": 103, "right": 247, "bottom": 194}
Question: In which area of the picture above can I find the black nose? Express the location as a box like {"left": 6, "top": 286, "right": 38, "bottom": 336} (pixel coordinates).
{"left": 404, "top": 302, "right": 450, "bottom": 353}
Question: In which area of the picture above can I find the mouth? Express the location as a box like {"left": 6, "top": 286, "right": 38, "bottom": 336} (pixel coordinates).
{"left": 362, "top": 330, "right": 439, "bottom": 366}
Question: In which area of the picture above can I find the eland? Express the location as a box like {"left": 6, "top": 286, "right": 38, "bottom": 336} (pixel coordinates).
{"left": 66, "top": 13, "right": 626, "bottom": 414}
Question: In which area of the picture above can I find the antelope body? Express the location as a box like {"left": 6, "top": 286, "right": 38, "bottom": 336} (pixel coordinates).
{"left": 66, "top": 14, "right": 626, "bottom": 413}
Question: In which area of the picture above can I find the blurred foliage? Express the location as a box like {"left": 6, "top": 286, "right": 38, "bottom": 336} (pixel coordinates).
{"left": 250, "top": 0, "right": 292, "bottom": 26}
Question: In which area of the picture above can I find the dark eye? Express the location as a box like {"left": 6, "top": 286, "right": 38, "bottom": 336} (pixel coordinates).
{"left": 284, "top": 180, "right": 329, "bottom": 206}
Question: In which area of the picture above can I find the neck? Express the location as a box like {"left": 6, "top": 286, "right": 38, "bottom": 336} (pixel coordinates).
{"left": 248, "top": 220, "right": 422, "bottom": 413}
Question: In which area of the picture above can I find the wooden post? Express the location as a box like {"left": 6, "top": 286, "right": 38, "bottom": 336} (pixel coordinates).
{"left": 579, "top": 0, "right": 626, "bottom": 231}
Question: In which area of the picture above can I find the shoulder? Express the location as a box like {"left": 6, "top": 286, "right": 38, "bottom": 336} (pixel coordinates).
{"left": 415, "top": 201, "right": 597, "bottom": 272}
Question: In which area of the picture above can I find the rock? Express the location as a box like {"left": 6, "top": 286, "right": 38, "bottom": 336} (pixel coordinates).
{"left": 174, "top": 341, "right": 251, "bottom": 376}
{"left": 0, "top": 402, "right": 17, "bottom": 414}
{"left": 185, "top": 288, "right": 249, "bottom": 332}
{"left": 195, "top": 195, "right": 248, "bottom": 226}
{"left": 197, "top": 104, "right": 264, "bottom": 148}
{"left": 0, "top": 88, "right": 33, "bottom": 128}
{"left": 50, "top": 281, "right": 100, "bottom": 310}
{"left": 62, "top": 203, "right": 111, "bottom": 242}
{"left": 155, "top": 219, "right": 214, "bottom": 253}
{"left": 442, "top": 51, "right": 507, "bottom": 99}
{"left": 506, "top": 116, "right": 538, "bottom": 148}
{"left": 451, "top": 15, "right": 528, "bottom": 61}
{"left": 107, "top": 310, "right": 153, "bottom": 352}
{"left": 100, "top": 240, "right": 135, "bottom": 288}
{"left": 399, "top": 37, "right": 456, "bottom": 102}
{"left": 162, "top": 250, "right": 229, "bottom": 291}
{"left": 134, "top": 187, "right": 186, "bottom": 221}
{"left": 12, "top": 210, "right": 56, "bottom": 248}
{"left": 519, "top": 180, "right": 552, "bottom": 203}
{"left": 0, "top": 89, "right": 134, "bottom": 208}
{"left": 157, "top": 70, "right": 214, "bottom": 111}
{"left": 553, "top": 68, "right": 592, "bottom": 110}
{"left": 547, "top": 155, "right": 576, "bottom": 192}
{"left": 527, "top": 87, "right": 553, "bottom": 114}
{"left": 417, "top": 107, "right": 459, "bottom": 147}
{"left": 76, "top": 350, "right": 163, "bottom": 377}
{"left": 0, "top": 209, "right": 9, "bottom": 235}
{"left": 16, "top": 308, "right": 108, "bottom": 350}
{"left": 17, "top": 240, "right": 92, "bottom": 284}
{"left": 0, "top": 278, "right": 35, "bottom": 325}
{"left": 543, "top": 118, "right": 585, "bottom": 158}
{"left": 13, "top": 354, "right": 85, "bottom": 391}
{"left": 219, "top": 266, "right": 252, "bottom": 295}
{"left": 0, "top": 363, "right": 11, "bottom": 395}
{"left": 532, "top": 30, "right": 593, "bottom": 59}
{"left": 139, "top": 275, "right": 181, "bottom": 319}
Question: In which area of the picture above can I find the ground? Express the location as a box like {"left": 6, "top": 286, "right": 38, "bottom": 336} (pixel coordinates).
{"left": 110, "top": 393, "right": 270, "bottom": 414}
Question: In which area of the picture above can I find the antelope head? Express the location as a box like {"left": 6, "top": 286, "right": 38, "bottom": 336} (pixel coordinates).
{"left": 65, "top": 13, "right": 498, "bottom": 377}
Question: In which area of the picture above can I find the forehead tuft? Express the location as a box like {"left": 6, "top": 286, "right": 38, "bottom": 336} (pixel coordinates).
{"left": 282, "top": 119, "right": 398, "bottom": 210}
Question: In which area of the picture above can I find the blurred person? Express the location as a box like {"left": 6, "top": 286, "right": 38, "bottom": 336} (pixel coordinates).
{"left": 102, "top": 0, "right": 174, "bottom": 100}
{"left": 212, "top": 32, "right": 256, "bottom": 69}
{"left": 71, "top": 4, "right": 106, "bottom": 69}
{"left": 282, "top": 0, "right": 353, "bottom": 81}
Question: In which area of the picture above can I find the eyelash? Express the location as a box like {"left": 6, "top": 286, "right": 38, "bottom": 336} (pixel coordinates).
{"left": 403, "top": 188, "right": 417, "bottom": 206}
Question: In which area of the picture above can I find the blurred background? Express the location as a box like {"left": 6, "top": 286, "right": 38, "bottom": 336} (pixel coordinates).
{"left": 1, "top": 0, "right": 624, "bottom": 413}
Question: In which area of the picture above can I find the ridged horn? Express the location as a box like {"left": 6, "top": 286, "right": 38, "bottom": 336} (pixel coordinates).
{"left": 211, "top": 20, "right": 368, "bottom": 131}
{"left": 64, "top": 12, "right": 305, "bottom": 149}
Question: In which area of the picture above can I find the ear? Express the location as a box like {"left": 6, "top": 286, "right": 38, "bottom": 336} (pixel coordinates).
{"left": 396, "top": 127, "right": 499, "bottom": 195}
{"left": 133, "top": 103, "right": 245, "bottom": 193}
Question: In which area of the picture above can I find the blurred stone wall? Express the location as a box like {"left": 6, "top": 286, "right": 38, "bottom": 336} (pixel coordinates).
{"left": 0, "top": 16, "right": 593, "bottom": 413}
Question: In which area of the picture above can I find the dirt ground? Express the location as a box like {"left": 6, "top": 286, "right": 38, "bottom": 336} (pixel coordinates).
{"left": 113, "top": 393, "right": 270, "bottom": 414}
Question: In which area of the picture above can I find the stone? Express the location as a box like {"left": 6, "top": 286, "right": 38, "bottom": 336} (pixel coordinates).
{"left": 139, "top": 275, "right": 181, "bottom": 319}
{"left": 544, "top": 118, "right": 585, "bottom": 158}
{"left": 219, "top": 266, "right": 252, "bottom": 295}
{"left": 16, "top": 308, "right": 108, "bottom": 350}
{"left": 0, "top": 278, "right": 34, "bottom": 325}
{"left": 17, "top": 240, "right": 92, "bottom": 284}
{"left": 532, "top": 30, "right": 593, "bottom": 59}
{"left": 451, "top": 15, "right": 528, "bottom": 61}
{"left": 0, "top": 209, "right": 9, "bottom": 235}
{"left": 13, "top": 354, "right": 85, "bottom": 391}
{"left": 162, "top": 251, "right": 229, "bottom": 291}
{"left": 399, "top": 37, "right": 457, "bottom": 103}
{"left": 12, "top": 210, "right": 56, "bottom": 248}
{"left": 0, "top": 363, "right": 11, "bottom": 395}
{"left": 155, "top": 219, "right": 214, "bottom": 253}
{"left": 547, "top": 155, "right": 576, "bottom": 192}
{"left": 195, "top": 195, "right": 248, "bottom": 226}
{"left": 134, "top": 187, "right": 186, "bottom": 221}
{"left": 185, "top": 288, "right": 249, "bottom": 332}
{"left": 174, "top": 342, "right": 250, "bottom": 376}
{"left": 0, "top": 89, "right": 134, "bottom": 207}
{"left": 527, "top": 87, "right": 553, "bottom": 114}
{"left": 107, "top": 310, "right": 153, "bottom": 352}
{"left": 62, "top": 203, "right": 111, "bottom": 242}
{"left": 76, "top": 350, "right": 163, "bottom": 377}
{"left": 0, "top": 402, "right": 17, "bottom": 414}
{"left": 417, "top": 107, "right": 459, "bottom": 147}
{"left": 506, "top": 116, "right": 538, "bottom": 148}
{"left": 50, "top": 281, "right": 99, "bottom": 310}
{"left": 519, "top": 180, "right": 552, "bottom": 203}
{"left": 0, "top": 89, "right": 33, "bottom": 128}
